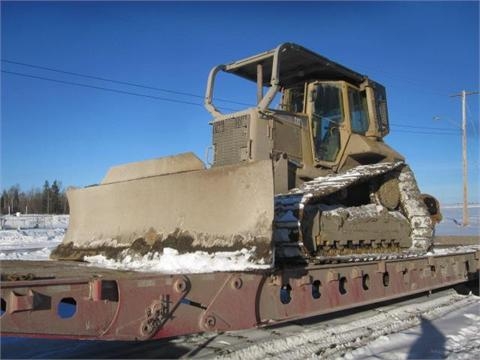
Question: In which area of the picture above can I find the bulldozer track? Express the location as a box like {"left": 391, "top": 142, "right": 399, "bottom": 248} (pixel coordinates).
{"left": 274, "top": 162, "right": 434, "bottom": 262}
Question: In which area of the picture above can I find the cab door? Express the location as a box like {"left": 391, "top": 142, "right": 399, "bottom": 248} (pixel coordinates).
{"left": 309, "top": 82, "right": 347, "bottom": 167}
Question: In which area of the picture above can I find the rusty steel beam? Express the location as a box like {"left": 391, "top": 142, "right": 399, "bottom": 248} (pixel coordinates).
{"left": 0, "top": 250, "right": 479, "bottom": 341}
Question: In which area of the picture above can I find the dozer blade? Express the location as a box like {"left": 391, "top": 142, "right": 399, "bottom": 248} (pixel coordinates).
{"left": 51, "top": 153, "right": 274, "bottom": 265}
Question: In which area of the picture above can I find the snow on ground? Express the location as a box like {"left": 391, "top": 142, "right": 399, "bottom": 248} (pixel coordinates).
{"left": 436, "top": 204, "right": 479, "bottom": 237}
{"left": 0, "top": 229, "right": 65, "bottom": 260}
{"left": 220, "top": 291, "right": 480, "bottom": 360}
{"left": 344, "top": 302, "right": 480, "bottom": 360}
{"left": 0, "top": 215, "right": 68, "bottom": 260}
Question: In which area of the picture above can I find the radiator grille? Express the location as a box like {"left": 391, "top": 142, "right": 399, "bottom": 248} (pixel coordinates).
{"left": 212, "top": 114, "right": 250, "bottom": 166}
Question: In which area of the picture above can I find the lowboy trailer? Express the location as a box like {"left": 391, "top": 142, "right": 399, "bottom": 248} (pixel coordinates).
{"left": 1, "top": 241, "right": 478, "bottom": 340}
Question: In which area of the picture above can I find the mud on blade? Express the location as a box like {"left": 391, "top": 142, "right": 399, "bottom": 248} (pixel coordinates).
{"left": 51, "top": 153, "right": 275, "bottom": 265}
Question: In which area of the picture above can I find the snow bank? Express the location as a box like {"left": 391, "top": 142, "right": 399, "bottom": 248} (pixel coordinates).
{"left": 0, "top": 228, "right": 65, "bottom": 260}
{"left": 84, "top": 247, "right": 271, "bottom": 273}
{"left": 0, "top": 215, "right": 67, "bottom": 260}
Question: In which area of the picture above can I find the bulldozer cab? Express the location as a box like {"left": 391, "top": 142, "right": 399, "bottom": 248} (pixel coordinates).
{"left": 205, "top": 43, "right": 399, "bottom": 185}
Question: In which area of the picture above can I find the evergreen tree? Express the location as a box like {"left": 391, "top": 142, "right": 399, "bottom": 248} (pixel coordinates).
{"left": 0, "top": 190, "right": 7, "bottom": 214}
{"left": 42, "top": 181, "right": 51, "bottom": 214}
{"left": 29, "top": 188, "right": 43, "bottom": 214}
{"left": 1, "top": 182, "right": 69, "bottom": 215}
{"left": 51, "top": 180, "right": 61, "bottom": 214}
{"left": 13, "top": 187, "right": 20, "bottom": 213}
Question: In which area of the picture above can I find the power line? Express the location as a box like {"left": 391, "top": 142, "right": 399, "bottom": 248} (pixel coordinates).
{"left": 356, "top": 64, "right": 451, "bottom": 97}
{"left": 1, "top": 59, "right": 252, "bottom": 107}
{"left": 392, "top": 129, "right": 460, "bottom": 136}
{"left": 3, "top": 64, "right": 473, "bottom": 137}
{"left": 465, "top": 100, "right": 479, "bottom": 138}
{"left": 390, "top": 123, "right": 459, "bottom": 133}
{"left": 2, "top": 70, "right": 240, "bottom": 111}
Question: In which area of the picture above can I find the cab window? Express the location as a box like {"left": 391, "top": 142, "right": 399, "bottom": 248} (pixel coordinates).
{"left": 374, "top": 85, "right": 389, "bottom": 135}
{"left": 312, "top": 83, "right": 343, "bottom": 162}
{"left": 348, "top": 87, "right": 370, "bottom": 134}
{"left": 282, "top": 85, "right": 304, "bottom": 113}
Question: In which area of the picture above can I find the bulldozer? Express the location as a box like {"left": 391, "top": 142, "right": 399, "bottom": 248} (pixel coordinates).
{"left": 51, "top": 43, "right": 440, "bottom": 266}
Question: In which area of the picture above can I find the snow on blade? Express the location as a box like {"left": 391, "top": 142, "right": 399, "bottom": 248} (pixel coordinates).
{"left": 84, "top": 247, "right": 272, "bottom": 273}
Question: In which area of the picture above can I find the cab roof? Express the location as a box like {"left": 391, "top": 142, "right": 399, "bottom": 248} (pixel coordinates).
{"left": 223, "top": 42, "right": 367, "bottom": 87}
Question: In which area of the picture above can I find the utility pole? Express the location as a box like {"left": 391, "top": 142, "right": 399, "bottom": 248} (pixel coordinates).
{"left": 450, "top": 90, "right": 479, "bottom": 226}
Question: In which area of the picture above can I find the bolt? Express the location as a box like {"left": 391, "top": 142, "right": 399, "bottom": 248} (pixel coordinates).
{"left": 175, "top": 278, "right": 188, "bottom": 293}
{"left": 140, "top": 320, "right": 154, "bottom": 336}
{"left": 203, "top": 315, "right": 216, "bottom": 329}
{"left": 231, "top": 277, "right": 243, "bottom": 289}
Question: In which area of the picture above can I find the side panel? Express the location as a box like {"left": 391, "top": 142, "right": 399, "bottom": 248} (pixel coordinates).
{"left": 272, "top": 112, "right": 305, "bottom": 163}
{"left": 211, "top": 109, "right": 273, "bottom": 167}
{"left": 212, "top": 112, "right": 251, "bottom": 167}
{"left": 258, "top": 252, "right": 478, "bottom": 322}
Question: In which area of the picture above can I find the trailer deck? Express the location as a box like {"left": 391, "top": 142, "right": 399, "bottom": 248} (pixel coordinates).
{"left": 1, "top": 239, "right": 478, "bottom": 341}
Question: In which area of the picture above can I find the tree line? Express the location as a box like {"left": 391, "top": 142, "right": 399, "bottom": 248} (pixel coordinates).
{"left": 1, "top": 180, "right": 70, "bottom": 215}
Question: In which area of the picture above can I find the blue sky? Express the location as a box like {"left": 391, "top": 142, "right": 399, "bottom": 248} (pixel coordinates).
{"left": 1, "top": 1, "right": 478, "bottom": 204}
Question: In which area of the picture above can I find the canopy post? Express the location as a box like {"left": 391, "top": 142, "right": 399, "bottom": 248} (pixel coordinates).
{"left": 257, "top": 63, "right": 263, "bottom": 104}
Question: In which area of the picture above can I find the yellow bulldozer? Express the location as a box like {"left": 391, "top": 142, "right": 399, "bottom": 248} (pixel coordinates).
{"left": 51, "top": 43, "right": 440, "bottom": 266}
